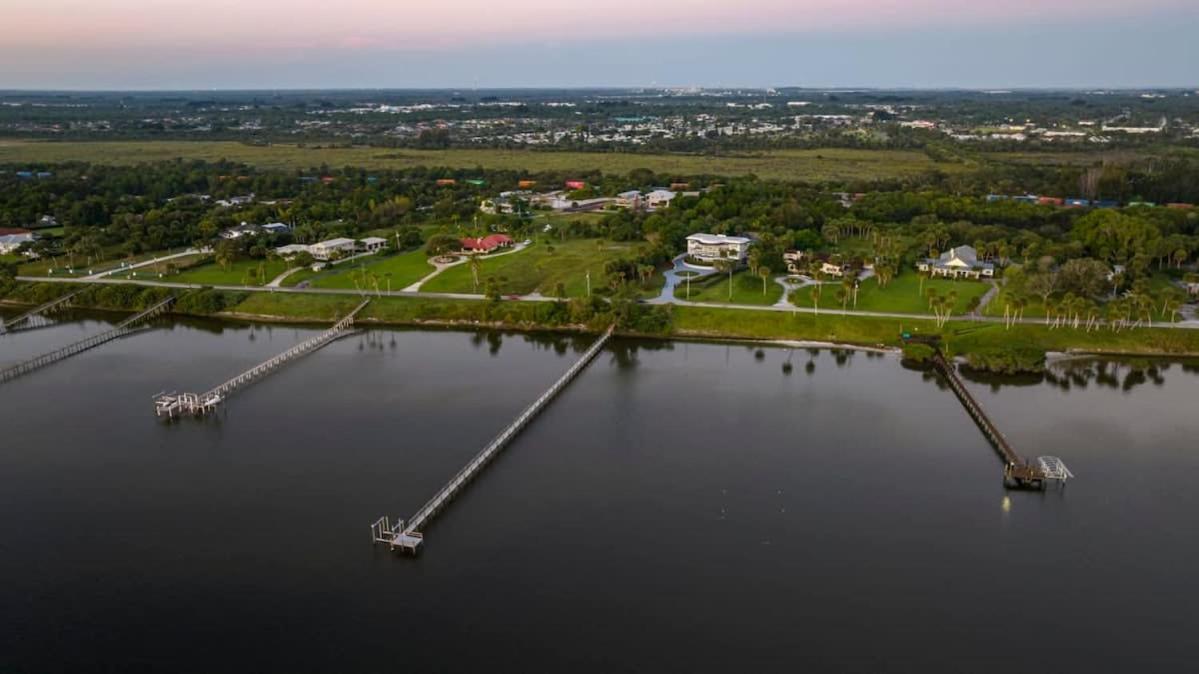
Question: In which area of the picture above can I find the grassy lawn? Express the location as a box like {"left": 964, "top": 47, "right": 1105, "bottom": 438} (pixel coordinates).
{"left": 675, "top": 270, "right": 782, "bottom": 305}
{"left": 105, "top": 253, "right": 211, "bottom": 280}
{"left": 790, "top": 273, "right": 990, "bottom": 315}
{"left": 17, "top": 246, "right": 195, "bottom": 277}
{"left": 421, "top": 239, "right": 651, "bottom": 297}
{"left": 0, "top": 141, "right": 972, "bottom": 183}
{"left": 283, "top": 249, "right": 434, "bottom": 290}
{"left": 172, "top": 258, "right": 293, "bottom": 286}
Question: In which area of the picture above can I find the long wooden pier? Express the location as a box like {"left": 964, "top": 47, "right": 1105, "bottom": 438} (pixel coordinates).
{"left": 372, "top": 325, "right": 615, "bottom": 553}
{"left": 930, "top": 351, "right": 1073, "bottom": 489}
{"left": 0, "top": 296, "right": 175, "bottom": 384}
{"left": 154, "top": 299, "right": 370, "bottom": 417}
{"left": 0, "top": 288, "right": 84, "bottom": 335}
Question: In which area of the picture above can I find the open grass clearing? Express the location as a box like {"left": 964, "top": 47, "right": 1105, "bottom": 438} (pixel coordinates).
{"left": 0, "top": 141, "right": 973, "bottom": 183}
{"left": 421, "top": 238, "right": 652, "bottom": 297}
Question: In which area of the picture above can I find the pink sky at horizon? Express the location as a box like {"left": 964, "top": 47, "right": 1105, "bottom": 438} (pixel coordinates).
{"left": 6, "top": 0, "right": 1195, "bottom": 52}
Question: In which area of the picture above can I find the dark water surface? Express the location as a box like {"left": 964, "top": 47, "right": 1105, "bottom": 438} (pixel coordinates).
{"left": 2, "top": 319, "right": 1197, "bottom": 672}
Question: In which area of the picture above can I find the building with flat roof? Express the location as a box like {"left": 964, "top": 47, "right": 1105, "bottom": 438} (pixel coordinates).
{"left": 686, "top": 233, "right": 751, "bottom": 264}
{"left": 308, "top": 238, "right": 357, "bottom": 261}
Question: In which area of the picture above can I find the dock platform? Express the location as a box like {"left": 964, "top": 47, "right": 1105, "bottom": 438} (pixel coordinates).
{"left": 930, "top": 351, "right": 1072, "bottom": 490}
{"left": 154, "top": 299, "right": 369, "bottom": 417}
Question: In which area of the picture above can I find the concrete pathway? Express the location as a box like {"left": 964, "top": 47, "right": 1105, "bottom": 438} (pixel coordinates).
{"left": 975, "top": 281, "right": 1001, "bottom": 316}
{"left": 646, "top": 255, "right": 717, "bottom": 304}
{"left": 266, "top": 267, "right": 304, "bottom": 288}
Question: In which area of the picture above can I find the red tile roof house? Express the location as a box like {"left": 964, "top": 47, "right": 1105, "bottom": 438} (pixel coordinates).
{"left": 460, "top": 234, "right": 513, "bottom": 254}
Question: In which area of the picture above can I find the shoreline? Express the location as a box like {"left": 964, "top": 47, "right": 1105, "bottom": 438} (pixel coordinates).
{"left": 6, "top": 289, "right": 1199, "bottom": 367}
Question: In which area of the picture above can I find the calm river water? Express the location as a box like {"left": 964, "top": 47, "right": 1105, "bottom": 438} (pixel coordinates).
{"left": 1, "top": 313, "right": 1197, "bottom": 672}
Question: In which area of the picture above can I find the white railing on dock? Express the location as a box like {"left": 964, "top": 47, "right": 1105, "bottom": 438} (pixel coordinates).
{"left": 373, "top": 325, "right": 615, "bottom": 553}
{"left": 154, "top": 300, "right": 370, "bottom": 417}
{"left": 0, "top": 288, "right": 83, "bottom": 335}
{"left": 1, "top": 296, "right": 174, "bottom": 384}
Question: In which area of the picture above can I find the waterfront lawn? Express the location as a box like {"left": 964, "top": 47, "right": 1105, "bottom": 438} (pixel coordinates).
{"left": 285, "top": 249, "right": 434, "bottom": 290}
{"left": 421, "top": 239, "right": 651, "bottom": 297}
{"left": 675, "top": 270, "right": 783, "bottom": 306}
{"left": 672, "top": 305, "right": 934, "bottom": 347}
{"left": 173, "top": 258, "right": 292, "bottom": 286}
{"left": 790, "top": 273, "right": 990, "bottom": 315}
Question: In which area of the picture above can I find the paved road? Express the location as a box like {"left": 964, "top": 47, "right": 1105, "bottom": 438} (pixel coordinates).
{"left": 16, "top": 273, "right": 1199, "bottom": 329}
{"left": 647, "top": 255, "right": 717, "bottom": 304}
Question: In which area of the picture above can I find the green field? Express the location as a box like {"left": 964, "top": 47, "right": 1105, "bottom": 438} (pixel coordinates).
{"left": 421, "top": 239, "right": 652, "bottom": 297}
{"left": 283, "top": 249, "right": 433, "bottom": 290}
{"left": 675, "top": 270, "right": 783, "bottom": 305}
{"left": 172, "top": 258, "right": 292, "bottom": 286}
{"left": 789, "top": 273, "right": 991, "bottom": 315}
{"left": 0, "top": 140, "right": 970, "bottom": 183}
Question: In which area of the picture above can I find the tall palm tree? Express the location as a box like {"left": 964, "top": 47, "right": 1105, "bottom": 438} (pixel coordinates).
{"left": 758, "top": 265, "right": 771, "bottom": 296}
{"left": 468, "top": 254, "right": 481, "bottom": 292}
{"left": 841, "top": 275, "right": 856, "bottom": 310}
{"left": 714, "top": 259, "right": 735, "bottom": 301}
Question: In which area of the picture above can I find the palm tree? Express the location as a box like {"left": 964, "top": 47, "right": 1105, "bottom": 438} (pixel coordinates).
{"left": 809, "top": 285, "right": 822, "bottom": 316}
{"left": 468, "top": 254, "right": 481, "bottom": 292}
{"left": 758, "top": 265, "right": 771, "bottom": 296}
{"left": 822, "top": 222, "right": 840, "bottom": 245}
{"left": 840, "top": 275, "right": 856, "bottom": 310}
{"left": 714, "top": 259, "right": 736, "bottom": 301}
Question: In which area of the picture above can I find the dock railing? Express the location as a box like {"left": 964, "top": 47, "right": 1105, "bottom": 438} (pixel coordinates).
{"left": 154, "top": 299, "right": 370, "bottom": 417}
{"left": 0, "top": 288, "right": 84, "bottom": 335}
{"left": 1, "top": 296, "right": 174, "bottom": 384}
{"left": 374, "top": 325, "right": 615, "bottom": 552}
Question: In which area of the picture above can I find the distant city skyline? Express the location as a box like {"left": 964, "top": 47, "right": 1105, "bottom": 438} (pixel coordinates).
{"left": 2, "top": 0, "right": 1196, "bottom": 90}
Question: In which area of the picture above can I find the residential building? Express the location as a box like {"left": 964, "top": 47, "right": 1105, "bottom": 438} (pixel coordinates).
{"left": 917, "top": 245, "right": 995, "bottom": 279}
{"left": 645, "top": 189, "right": 676, "bottom": 210}
{"left": 686, "top": 233, "right": 751, "bottom": 264}
{"left": 616, "top": 190, "right": 643, "bottom": 210}
{"left": 359, "top": 237, "right": 388, "bottom": 253}
{"left": 220, "top": 222, "right": 289, "bottom": 240}
{"left": 274, "top": 244, "right": 311, "bottom": 259}
{"left": 783, "top": 250, "right": 806, "bottom": 274}
{"left": 308, "top": 238, "right": 358, "bottom": 261}
{"left": 460, "top": 234, "right": 513, "bottom": 254}
{"left": 0, "top": 228, "right": 35, "bottom": 254}
{"left": 820, "top": 261, "right": 849, "bottom": 278}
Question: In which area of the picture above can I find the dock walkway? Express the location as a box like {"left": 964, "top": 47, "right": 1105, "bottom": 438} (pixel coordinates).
{"left": 0, "top": 288, "right": 84, "bottom": 334}
{"left": 372, "top": 325, "right": 615, "bottom": 553}
{"left": 930, "top": 351, "right": 1073, "bottom": 489}
{"left": 1, "top": 296, "right": 174, "bottom": 384}
{"left": 154, "top": 299, "right": 369, "bottom": 417}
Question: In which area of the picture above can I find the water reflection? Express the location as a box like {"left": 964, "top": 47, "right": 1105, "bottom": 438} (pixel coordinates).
{"left": 956, "top": 356, "right": 1199, "bottom": 394}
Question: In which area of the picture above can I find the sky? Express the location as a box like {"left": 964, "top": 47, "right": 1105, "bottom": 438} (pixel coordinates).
{"left": 2, "top": 0, "right": 1197, "bottom": 89}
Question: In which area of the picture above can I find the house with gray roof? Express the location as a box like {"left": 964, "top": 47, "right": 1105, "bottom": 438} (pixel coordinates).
{"left": 917, "top": 245, "right": 994, "bottom": 280}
